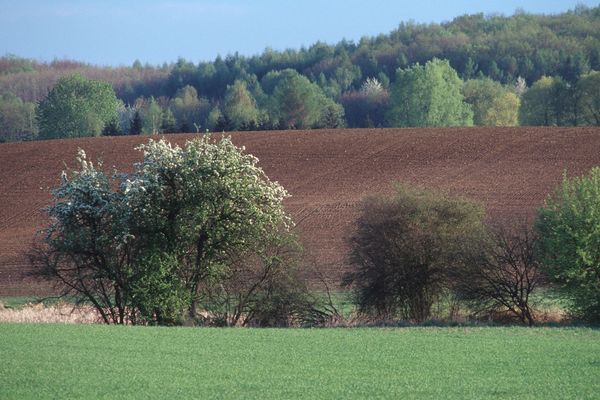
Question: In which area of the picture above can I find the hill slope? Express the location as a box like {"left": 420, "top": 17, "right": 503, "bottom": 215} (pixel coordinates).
{"left": 1, "top": 127, "right": 599, "bottom": 295}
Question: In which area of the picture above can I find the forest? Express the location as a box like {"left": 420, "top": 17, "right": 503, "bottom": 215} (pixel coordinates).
{"left": 1, "top": 4, "right": 599, "bottom": 141}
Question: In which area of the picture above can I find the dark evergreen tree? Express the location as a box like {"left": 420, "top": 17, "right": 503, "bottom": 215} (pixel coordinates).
{"left": 130, "top": 110, "right": 143, "bottom": 135}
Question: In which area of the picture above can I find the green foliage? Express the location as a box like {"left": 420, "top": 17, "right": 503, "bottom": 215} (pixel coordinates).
{"left": 4, "top": 7, "right": 600, "bottom": 138}
{"left": 536, "top": 168, "right": 600, "bottom": 322}
{"left": 223, "top": 80, "right": 260, "bottom": 130}
{"left": 206, "top": 106, "right": 223, "bottom": 131}
{"left": 578, "top": 71, "right": 600, "bottom": 125}
{"left": 519, "top": 76, "right": 574, "bottom": 126}
{"left": 267, "top": 70, "right": 322, "bottom": 129}
{"left": 141, "top": 97, "right": 163, "bottom": 134}
{"left": 2, "top": 325, "right": 600, "bottom": 399}
{"left": 0, "top": 93, "right": 37, "bottom": 141}
{"left": 316, "top": 100, "right": 345, "bottom": 129}
{"left": 488, "top": 91, "right": 520, "bottom": 126}
{"left": 169, "top": 85, "right": 209, "bottom": 132}
{"left": 462, "top": 78, "right": 520, "bottom": 126}
{"left": 160, "top": 108, "right": 177, "bottom": 133}
{"left": 37, "top": 136, "right": 293, "bottom": 325}
{"left": 386, "top": 59, "right": 473, "bottom": 127}
{"left": 37, "top": 74, "right": 118, "bottom": 139}
{"left": 344, "top": 184, "right": 485, "bottom": 321}
{"left": 129, "top": 253, "right": 190, "bottom": 325}
{"left": 266, "top": 69, "right": 343, "bottom": 129}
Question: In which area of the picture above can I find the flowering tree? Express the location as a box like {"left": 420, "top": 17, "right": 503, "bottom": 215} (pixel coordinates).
{"left": 37, "top": 136, "right": 292, "bottom": 324}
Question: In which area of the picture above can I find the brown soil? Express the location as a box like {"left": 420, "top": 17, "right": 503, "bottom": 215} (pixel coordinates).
{"left": 1, "top": 127, "right": 599, "bottom": 295}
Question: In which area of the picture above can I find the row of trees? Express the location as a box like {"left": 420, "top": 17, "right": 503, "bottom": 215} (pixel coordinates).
{"left": 30, "top": 70, "right": 346, "bottom": 140}
{"left": 12, "top": 61, "right": 600, "bottom": 141}
{"left": 2, "top": 5, "right": 600, "bottom": 141}
{"left": 346, "top": 172, "right": 600, "bottom": 325}
{"left": 37, "top": 135, "right": 600, "bottom": 326}
{"left": 519, "top": 72, "right": 600, "bottom": 126}
{"left": 3, "top": 6, "right": 599, "bottom": 104}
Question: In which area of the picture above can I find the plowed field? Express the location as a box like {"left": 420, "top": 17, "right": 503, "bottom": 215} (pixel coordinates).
{"left": 1, "top": 127, "right": 599, "bottom": 295}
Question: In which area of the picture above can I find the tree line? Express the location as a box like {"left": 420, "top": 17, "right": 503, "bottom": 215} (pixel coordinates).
{"left": 36, "top": 137, "right": 600, "bottom": 326}
{"left": 2, "top": 5, "right": 600, "bottom": 141}
{"left": 346, "top": 168, "right": 600, "bottom": 326}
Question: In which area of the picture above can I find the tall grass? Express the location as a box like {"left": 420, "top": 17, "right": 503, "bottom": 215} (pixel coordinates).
{"left": 0, "top": 302, "right": 100, "bottom": 324}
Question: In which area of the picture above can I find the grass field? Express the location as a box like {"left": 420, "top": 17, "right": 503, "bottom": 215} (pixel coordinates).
{"left": 1, "top": 324, "right": 599, "bottom": 399}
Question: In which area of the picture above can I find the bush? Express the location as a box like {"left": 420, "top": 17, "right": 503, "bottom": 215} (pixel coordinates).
{"left": 452, "top": 223, "right": 544, "bottom": 326}
{"left": 196, "top": 233, "right": 324, "bottom": 327}
{"left": 344, "top": 184, "right": 485, "bottom": 322}
{"left": 34, "top": 136, "right": 294, "bottom": 325}
{"left": 536, "top": 168, "right": 600, "bottom": 322}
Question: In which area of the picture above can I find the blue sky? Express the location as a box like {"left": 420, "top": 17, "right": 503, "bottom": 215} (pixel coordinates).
{"left": 0, "top": 0, "right": 598, "bottom": 66}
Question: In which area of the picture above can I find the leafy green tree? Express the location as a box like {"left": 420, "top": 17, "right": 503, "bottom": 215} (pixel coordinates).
{"left": 206, "top": 106, "right": 223, "bottom": 132}
{"left": 485, "top": 91, "right": 521, "bottom": 126}
{"left": 169, "top": 85, "right": 209, "bottom": 132}
{"left": 316, "top": 101, "right": 345, "bottom": 129}
{"left": 462, "top": 78, "right": 519, "bottom": 126}
{"left": 142, "top": 97, "right": 163, "bottom": 134}
{"left": 37, "top": 74, "right": 119, "bottom": 139}
{"left": 267, "top": 69, "right": 342, "bottom": 129}
{"left": 161, "top": 108, "right": 177, "bottom": 133}
{"left": 578, "top": 71, "right": 600, "bottom": 125}
{"left": 519, "top": 76, "right": 573, "bottom": 126}
{"left": 386, "top": 59, "right": 473, "bottom": 127}
{"left": 0, "top": 93, "right": 37, "bottom": 141}
{"left": 37, "top": 137, "right": 293, "bottom": 325}
{"left": 536, "top": 168, "right": 600, "bottom": 322}
{"left": 223, "top": 80, "right": 260, "bottom": 130}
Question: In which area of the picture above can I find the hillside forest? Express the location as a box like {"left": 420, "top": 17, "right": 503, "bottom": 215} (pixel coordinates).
{"left": 1, "top": 5, "right": 600, "bottom": 141}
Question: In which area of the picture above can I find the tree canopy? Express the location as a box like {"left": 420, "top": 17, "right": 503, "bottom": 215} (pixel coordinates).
{"left": 37, "top": 74, "right": 119, "bottom": 139}
{"left": 2, "top": 6, "right": 600, "bottom": 140}
{"left": 386, "top": 59, "right": 473, "bottom": 127}
{"left": 536, "top": 168, "right": 600, "bottom": 322}
{"left": 223, "top": 80, "right": 260, "bottom": 130}
{"left": 462, "top": 78, "right": 519, "bottom": 126}
{"left": 37, "top": 136, "right": 293, "bottom": 325}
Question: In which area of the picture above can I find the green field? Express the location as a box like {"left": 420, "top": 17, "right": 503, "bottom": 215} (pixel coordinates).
{"left": 1, "top": 324, "right": 598, "bottom": 399}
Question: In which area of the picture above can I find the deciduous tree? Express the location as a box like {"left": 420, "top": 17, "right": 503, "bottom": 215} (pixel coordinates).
{"left": 536, "top": 168, "right": 600, "bottom": 322}
{"left": 578, "top": 71, "right": 600, "bottom": 125}
{"left": 223, "top": 80, "right": 260, "bottom": 130}
{"left": 36, "top": 137, "right": 293, "bottom": 325}
{"left": 452, "top": 224, "right": 543, "bottom": 326}
{"left": 344, "top": 184, "right": 484, "bottom": 322}
{"left": 0, "top": 93, "right": 37, "bottom": 141}
{"left": 386, "top": 59, "right": 473, "bottom": 127}
{"left": 37, "top": 74, "right": 118, "bottom": 139}
{"left": 462, "top": 78, "right": 519, "bottom": 126}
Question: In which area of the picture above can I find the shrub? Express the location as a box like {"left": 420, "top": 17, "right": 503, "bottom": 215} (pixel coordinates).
{"left": 344, "top": 184, "right": 485, "bottom": 322}
{"left": 34, "top": 136, "right": 294, "bottom": 325}
{"left": 197, "top": 233, "right": 324, "bottom": 327}
{"left": 452, "top": 223, "right": 544, "bottom": 326}
{"left": 536, "top": 168, "right": 600, "bottom": 322}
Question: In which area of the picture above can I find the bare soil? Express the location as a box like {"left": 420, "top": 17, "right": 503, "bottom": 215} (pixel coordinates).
{"left": 1, "top": 127, "right": 599, "bottom": 295}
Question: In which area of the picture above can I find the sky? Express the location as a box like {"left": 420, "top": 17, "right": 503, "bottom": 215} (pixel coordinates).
{"left": 0, "top": 0, "right": 598, "bottom": 66}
